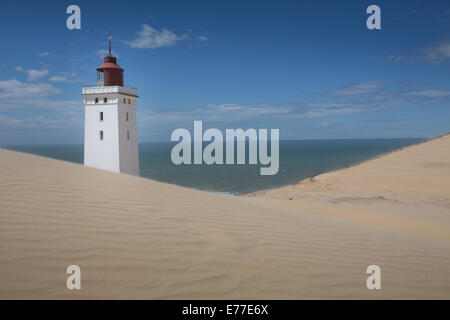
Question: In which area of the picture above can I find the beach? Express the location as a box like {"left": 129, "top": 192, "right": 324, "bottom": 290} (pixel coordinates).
{"left": 1, "top": 133, "right": 450, "bottom": 299}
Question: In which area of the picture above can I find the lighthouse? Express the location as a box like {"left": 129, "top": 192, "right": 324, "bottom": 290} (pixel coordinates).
{"left": 82, "top": 35, "right": 140, "bottom": 176}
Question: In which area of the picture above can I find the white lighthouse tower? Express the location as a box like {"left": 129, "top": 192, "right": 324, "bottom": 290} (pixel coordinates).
{"left": 82, "top": 35, "right": 139, "bottom": 176}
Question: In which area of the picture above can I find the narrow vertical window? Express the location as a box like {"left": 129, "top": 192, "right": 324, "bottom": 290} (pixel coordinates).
{"left": 99, "top": 112, "right": 104, "bottom": 121}
{"left": 127, "top": 130, "right": 130, "bottom": 140}
{"left": 128, "top": 98, "right": 131, "bottom": 104}
{"left": 123, "top": 98, "right": 126, "bottom": 103}
{"left": 104, "top": 97, "right": 107, "bottom": 103}
{"left": 126, "top": 112, "right": 129, "bottom": 121}
{"left": 99, "top": 130, "right": 104, "bottom": 140}
{"left": 95, "top": 97, "right": 98, "bottom": 103}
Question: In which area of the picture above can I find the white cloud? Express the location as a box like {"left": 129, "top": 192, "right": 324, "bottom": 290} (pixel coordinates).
{"left": 196, "top": 35, "right": 208, "bottom": 42}
{"left": 14, "top": 66, "right": 50, "bottom": 81}
{"left": 304, "top": 102, "right": 356, "bottom": 109}
{"left": 49, "top": 72, "right": 79, "bottom": 83}
{"left": 376, "top": 41, "right": 450, "bottom": 64}
{"left": 398, "top": 80, "right": 429, "bottom": 89}
{"left": 96, "top": 49, "right": 107, "bottom": 58}
{"left": 95, "top": 49, "right": 119, "bottom": 59}
{"left": 404, "top": 89, "right": 450, "bottom": 98}
{"left": 142, "top": 81, "right": 450, "bottom": 126}
{"left": 331, "top": 82, "right": 385, "bottom": 96}
{"left": 423, "top": 42, "right": 450, "bottom": 63}
{"left": 127, "top": 24, "right": 187, "bottom": 49}
{"left": 0, "top": 114, "right": 80, "bottom": 129}
{"left": 0, "top": 79, "right": 80, "bottom": 126}
{"left": 141, "top": 101, "right": 363, "bottom": 124}
{"left": 37, "top": 52, "right": 51, "bottom": 57}
{"left": 206, "top": 103, "right": 292, "bottom": 115}
{"left": 26, "top": 69, "right": 50, "bottom": 81}
{"left": 295, "top": 107, "right": 360, "bottom": 118}
{"left": 387, "top": 54, "right": 408, "bottom": 61}
{"left": 142, "top": 103, "right": 295, "bottom": 124}
{"left": 0, "top": 79, "right": 61, "bottom": 99}
{"left": 49, "top": 75, "right": 70, "bottom": 82}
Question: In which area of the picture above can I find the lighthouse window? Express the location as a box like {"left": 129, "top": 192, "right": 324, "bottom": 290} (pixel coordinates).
{"left": 99, "top": 112, "right": 104, "bottom": 121}
{"left": 104, "top": 97, "right": 108, "bottom": 103}
{"left": 126, "top": 112, "right": 129, "bottom": 121}
{"left": 99, "top": 131, "right": 104, "bottom": 141}
{"left": 127, "top": 130, "right": 130, "bottom": 140}
{"left": 95, "top": 98, "right": 98, "bottom": 103}
{"left": 123, "top": 98, "right": 126, "bottom": 104}
{"left": 128, "top": 99, "right": 131, "bottom": 104}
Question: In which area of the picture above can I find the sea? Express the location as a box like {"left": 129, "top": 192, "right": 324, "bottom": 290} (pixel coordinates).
{"left": 4, "top": 139, "right": 422, "bottom": 195}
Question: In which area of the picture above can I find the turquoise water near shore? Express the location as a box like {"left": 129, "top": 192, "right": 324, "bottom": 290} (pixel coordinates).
{"left": 4, "top": 139, "right": 422, "bottom": 194}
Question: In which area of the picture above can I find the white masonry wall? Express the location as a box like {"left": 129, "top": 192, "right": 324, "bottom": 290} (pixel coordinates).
{"left": 83, "top": 86, "right": 139, "bottom": 176}
{"left": 118, "top": 99, "right": 139, "bottom": 175}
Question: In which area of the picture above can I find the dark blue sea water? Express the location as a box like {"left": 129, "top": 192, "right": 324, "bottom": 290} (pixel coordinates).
{"left": 4, "top": 139, "right": 422, "bottom": 194}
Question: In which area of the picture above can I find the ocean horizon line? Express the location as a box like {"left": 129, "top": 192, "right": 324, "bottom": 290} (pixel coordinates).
{"left": 0, "top": 136, "right": 426, "bottom": 148}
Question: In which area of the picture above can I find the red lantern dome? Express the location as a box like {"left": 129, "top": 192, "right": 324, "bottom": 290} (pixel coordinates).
{"left": 96, "top": 34, "right": 124, "bottom": 87}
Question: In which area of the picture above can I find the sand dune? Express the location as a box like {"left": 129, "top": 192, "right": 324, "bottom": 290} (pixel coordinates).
{"left": 246, "top": 133, "right": 450, "bottom": 243}
{"left": 1, "top": 135, "right": 450, "bottom": 299}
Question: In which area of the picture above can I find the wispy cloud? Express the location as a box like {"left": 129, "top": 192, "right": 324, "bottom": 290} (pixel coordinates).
{"left": 143, "top": 103, "right": 294, "bottom": 123}
{"left": 0, "top": 77, "right": 82, "bottom": 135}
{"left": 95, "top": 49, "right": 107, "bottom": 58}
{"left": 0, "top": 114, "right": 79, "bottom": 129}
{"left": 404, "top": 89, "right": 450, "bottom": 98}
{"left": 0, "top": 79, "right": 61, "bottom": 99}
{"left": 142, "top": 80, "right": 450, "bottom": 127}
{"left": 423, "top": 41, "right": 450, "bottom": 63}
{"left": 331, "top": 82, "right": 385, "bottom": 96}
{"left": 26, "top": 69, "right": 50, "bottom": 81}
{"left": 398, "top": 79, "right": 429, "bottom": 89}
{"left": 196, "top": 35, "right": 208, "bottom": 42}
{"left": 95, "top": 49, "right": 119, "bottom": 59}
{"left": 142, "top": 101, "right": 365, "bottom": 125}
{"left": 383, "top": 41, "right": 450, "bottom": 64}
{"left": 126, "top": 24, "right": 187, "bottom": 49}
{"left": 207, "top": 103, "right": 292, "bottom": 116}
{"left": 14, "top": 66, "right": 50, "bottom": 81}
{"left": 0, "top": 78, "right": 81, "bottom": 131}
{"left": 37, "top": 52, "right": 57, "bottom": 58}
{"left": 49, "top": 72, "right": 80, "bottom": 83}
{"left": 387, "top": 54, "right": 408, "bottom": 62}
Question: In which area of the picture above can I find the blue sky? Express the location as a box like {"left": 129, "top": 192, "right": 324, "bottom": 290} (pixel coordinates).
{"left": 0, "top": 0, "right": 449, "bottom": 144}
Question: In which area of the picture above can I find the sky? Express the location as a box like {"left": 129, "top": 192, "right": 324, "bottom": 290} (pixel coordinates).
{"left": 0, "top": 0, "right": 449, "bottom": 145}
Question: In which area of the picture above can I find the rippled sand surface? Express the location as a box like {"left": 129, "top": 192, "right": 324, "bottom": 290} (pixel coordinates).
{"left": 1, "top": 135, "right": 450, "bottom": 299}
